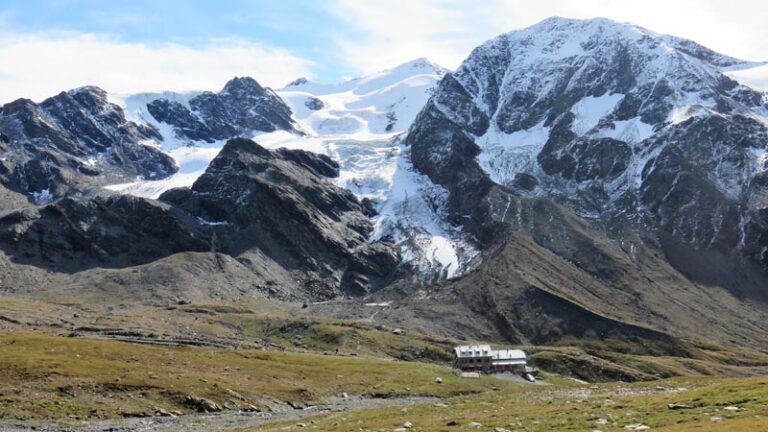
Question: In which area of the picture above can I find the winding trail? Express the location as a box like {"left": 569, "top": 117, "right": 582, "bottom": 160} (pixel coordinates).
{"left": 0, "top": 396, "right": 438, "bottom": 432}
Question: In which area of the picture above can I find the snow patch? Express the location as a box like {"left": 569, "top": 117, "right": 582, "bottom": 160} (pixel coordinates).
{"left": 196, "top": 217, "right": 229, "bottom": 226}
{"left": 30, "top": 188, "right": 52, "bottom": 205}
{"left": 570, "top": 93, "right": 624, "bottom": 135}
{"left": 105, "top": 142, "right": 225, "bottom": 198}
{"left": 476, "top": 123, "right": 551, "bottom": 186}
{"left": 595, "top": 117, "right": 655, "bottom": 144}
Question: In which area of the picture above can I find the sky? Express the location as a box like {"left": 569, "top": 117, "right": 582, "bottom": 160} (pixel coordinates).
{"left": 0, "top": 0, "right": 766, "bottom": 102}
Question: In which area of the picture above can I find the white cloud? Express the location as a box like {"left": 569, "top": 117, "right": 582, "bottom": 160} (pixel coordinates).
{"left": 326, "top": 0, "right": 480, "bottom": 73}
{"left": 329, "top": 0, "right": 768, "bottom": 73}
{"left": 0, "top": 32, "right": 313, "bottom": 103}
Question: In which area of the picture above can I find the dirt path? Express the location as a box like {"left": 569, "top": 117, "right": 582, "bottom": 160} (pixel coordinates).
{"left": 0, "top": 396, "right": 438, "bottom": 432}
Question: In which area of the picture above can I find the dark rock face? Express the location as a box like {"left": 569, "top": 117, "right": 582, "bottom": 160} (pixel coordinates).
{"left": 411, "top": 197, "right": 768, "bottom": 350}
{"left": 0, "top": 87, "right": 176, "bottom": 202}
{"left": 161, "top": 138, "right": 399, "bottom": 298}
{"left": 0, "top": 138, "right": 398, "bottom": 300}
{"left": 0, "top": 195, "right": 207, "bottom": 271}
{"left": 304, "top": 96, "right": 325, "bottom": 111}
{"left": 146, "top": 77, "right": 299, "bottom": 143}
{"left": 275, "top": 148, "right": 340, "bottom": 178}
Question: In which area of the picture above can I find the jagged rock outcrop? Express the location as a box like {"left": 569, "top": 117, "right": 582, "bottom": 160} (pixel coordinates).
{"left": 160, "top": 138, "right": 399, "bottom": 298}
{"left": 0, "top": 195, "right": 207, "bottom": 271}
{"left": 146, "top": 77, "right": 300, "bottom": 143}
{"left": 0, "top": 86, "right": 176, "bottom": 202}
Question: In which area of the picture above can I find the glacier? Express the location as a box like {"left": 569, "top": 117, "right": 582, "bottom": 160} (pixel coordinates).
{"left": 105, "top": 58, "right": 478, "bottom": 282}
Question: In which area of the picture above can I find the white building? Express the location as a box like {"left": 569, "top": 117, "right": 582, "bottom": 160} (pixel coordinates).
{"left": 452, "top": 344, "right": 528, "bottom": 374}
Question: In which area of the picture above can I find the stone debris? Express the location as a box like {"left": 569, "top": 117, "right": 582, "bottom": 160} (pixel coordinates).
{"left": 184, "top": 395, "right": 223, "bottom": 413}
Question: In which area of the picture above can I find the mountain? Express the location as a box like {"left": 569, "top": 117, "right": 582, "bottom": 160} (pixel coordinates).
{"left": 0, "top": 86, "right": 176, "bottom": 205}
{"left": 108, "top": 59, "right": 476, "bottom": 282}
{"left": 278, "top": 58, "right": 479, "bottom": 281}
{"left": 0, "top": 137, "right": 398, "bottom": 300}
{"left": 2, "top": 19, "right": 768, "bottom": 349}
{"left": 404, "top": 17, "right": 768, "bottom": 346}
{"left": 123, "top": 76, "right": 300, "bottom": 145}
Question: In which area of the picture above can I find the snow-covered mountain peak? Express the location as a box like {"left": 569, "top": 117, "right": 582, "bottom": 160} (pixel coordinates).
{"left": 278, "top": 58, "right": 447, "bottom": 136}
{"left": 66, "top": 85, "right": 109, "bottom": 99}
{"left": 282, "top": 58, "right": 447, "bottom": 97}
{"left": 504, "top": 17, "right": 744, "bottom": 68}
{"left": 408, "top": 17, "right": 768, "bottom": 277}
{"left": 436, "top": 16, "right": 763, "bottom": 148}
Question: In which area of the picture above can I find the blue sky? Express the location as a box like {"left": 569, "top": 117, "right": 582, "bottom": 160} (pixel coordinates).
{"left": 0, "top": 0, "right": 357, "bottom": 80}
{"left": 0, "top": 0, "right": 765, "bottom": 102}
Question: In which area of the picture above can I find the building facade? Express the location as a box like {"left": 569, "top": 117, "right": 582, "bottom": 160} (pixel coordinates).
{"left": 453, "top": 345, "right": 528, "bottom": 374}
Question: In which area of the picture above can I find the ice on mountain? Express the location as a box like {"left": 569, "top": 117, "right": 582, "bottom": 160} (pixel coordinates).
{"left": 476, "top": 123, "right": 550, "bottom": 187}
{"left": 105, "top": 58, "right": 474, "bottom": 280}
{"left": 570, "top": 93, "right": 624, "bottom": 135}
{"left": 596, "top": 117, "right": 655, "bottom": 144}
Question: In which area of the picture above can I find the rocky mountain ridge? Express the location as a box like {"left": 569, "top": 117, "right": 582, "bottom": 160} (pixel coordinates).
{"left": 0, "top": 86, "right": 176, "bottom": 205}
{"left": 0, "top": 138, "right": 398, "bottom": 300}
{"left": 143, "top": 76, "right": 300, "bottom": 143}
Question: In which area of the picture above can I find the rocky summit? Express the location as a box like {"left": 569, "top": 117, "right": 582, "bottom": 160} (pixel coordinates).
{"left": 0, "top": 86, "right": 176, "bottom": 204}
{"left": 146, "top": 77, "right": 300, "bottom": 143}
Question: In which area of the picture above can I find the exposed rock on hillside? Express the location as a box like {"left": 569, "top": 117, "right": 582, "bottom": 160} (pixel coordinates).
{"left": 161, "top": 138, "right": 399, "bottom": 298}
{"left": 146, "top": 77, "right": 300, "bottom": 143}
{"left": 0, "top": 86, "right": 176, "bottom": 202}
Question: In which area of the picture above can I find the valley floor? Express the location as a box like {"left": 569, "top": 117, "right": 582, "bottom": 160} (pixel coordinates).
{"left": 0, "top": 332, "right": 766, "bottom": 431}
{"left": 1, "top": 296, "right": 768, "bottom": 431}
{"left": 256, "top": 375, "right": 768, "bottom": 432}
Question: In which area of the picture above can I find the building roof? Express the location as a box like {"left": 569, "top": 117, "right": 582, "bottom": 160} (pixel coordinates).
{"left": 454, "top": 346, "right": 528, "bottom": 363}
{"left": 492, "top": 349, "right": 527, "bottom": 361}
{"left": 454, "top": 344, "right": 492, "bottom": 358}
